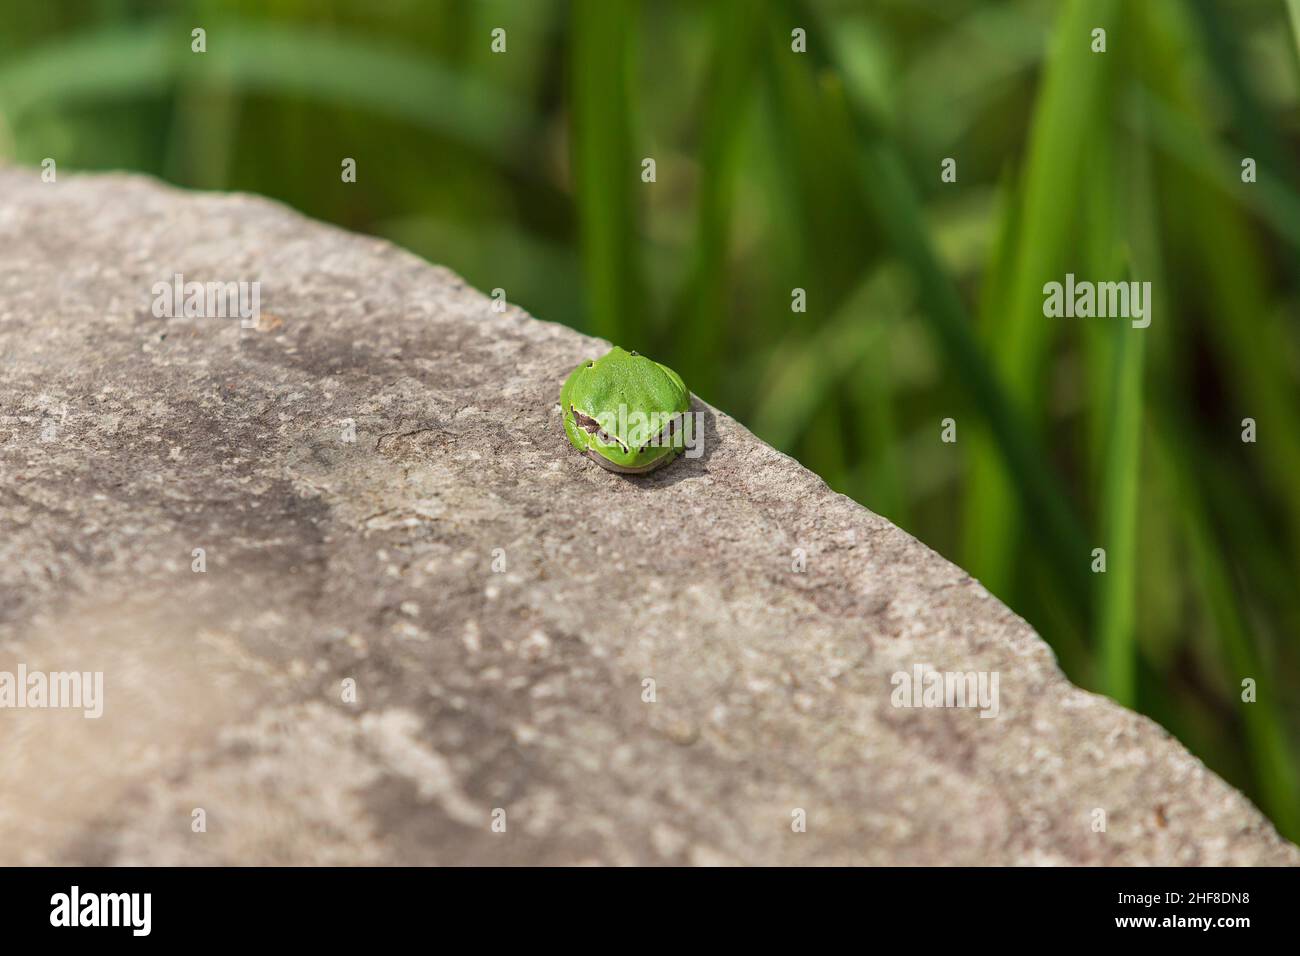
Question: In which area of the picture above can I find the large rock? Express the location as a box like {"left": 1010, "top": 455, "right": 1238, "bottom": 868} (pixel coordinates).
{"left": 0, "top": 168, "right": 1294, "bottom": 865}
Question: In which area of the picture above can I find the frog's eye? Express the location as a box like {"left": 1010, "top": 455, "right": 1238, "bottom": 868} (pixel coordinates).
{"left": 586, "top": 361, "right": 595, "bottom": 368}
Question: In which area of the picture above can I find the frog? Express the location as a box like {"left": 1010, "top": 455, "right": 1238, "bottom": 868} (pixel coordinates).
{"left": 560, "top": 346, "right": 692, "bottom": 474}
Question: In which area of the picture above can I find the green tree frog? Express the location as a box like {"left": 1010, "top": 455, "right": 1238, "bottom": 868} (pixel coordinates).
{"left": 560, "top": 346, "right": 691, "bottom": 474}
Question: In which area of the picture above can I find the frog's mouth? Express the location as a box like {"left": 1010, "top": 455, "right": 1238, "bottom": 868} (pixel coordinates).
{"left": 571, "top": 406, "right": 683, "bottom": 453}
{"left": 654, "top": 413, "right": 683, "bottom": 447}
{"left": 570, "top": 405, "right": 680, "bottom": 474}
{"left": 570, "top": 407, "right": 628, "bottom": 454}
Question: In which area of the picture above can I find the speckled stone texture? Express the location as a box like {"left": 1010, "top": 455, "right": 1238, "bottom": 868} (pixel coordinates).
{"left": 0, "top": 168, "right": 1294, "bottom": 866}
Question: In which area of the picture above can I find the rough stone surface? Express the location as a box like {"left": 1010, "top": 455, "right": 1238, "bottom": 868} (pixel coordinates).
{"left": 0, "top": 168, "right": 1294, "bottom": 866}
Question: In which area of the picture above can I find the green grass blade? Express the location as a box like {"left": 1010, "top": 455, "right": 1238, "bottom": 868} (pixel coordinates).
{"left": 1096, "top": 297, "right": 1145, "bottom": 706}
{"left": 0, "top": 19, "right": 534, "bottom": 159}
{"left": 1152, "top": 424, "right": 1300, "bottom": 840}
{"left": 570, "top": 0, "right": 642, "bottom": 342}
{"left": 1139, "top": 0, "right": 1300, "bottom": 574}
{"left": 848, "top": 322, "right": 906, "bottom": 525}
{"left": 750, "top": 267, "right": 892, "bottom": 448}
{"left": 900, "top": 2, "right": 1052, "bottom": 157}
{"left": 962, "top": 0, "right": 1119, "bottom": 598}
{"left": 781, "top": 1, "right": 1092, "bottom": 617}
{"left": 1128, "top": 85, "right": 1300, "bottom": 258}
{"left": 670, "top": 0, "right": 758, "bottom": 399}
{"left": 1094, "top": 6, "right": 1161, "bottom": 705}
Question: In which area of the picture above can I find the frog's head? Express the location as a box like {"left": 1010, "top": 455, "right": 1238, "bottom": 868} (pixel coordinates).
{"left": 560, "top": 346, "right": 692, "bottom": 474}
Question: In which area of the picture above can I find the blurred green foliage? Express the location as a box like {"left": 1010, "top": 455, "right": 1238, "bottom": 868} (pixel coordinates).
{"left": 3, "top": 0, "right": 1299, "bottom": 839}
